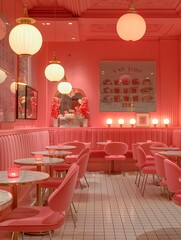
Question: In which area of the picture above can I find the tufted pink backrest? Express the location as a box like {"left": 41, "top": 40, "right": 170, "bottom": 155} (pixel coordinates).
{"left": 104, "top": 142, "right": 128, "bottom": 156}
{"left": 50, "top": 128, "right": 172, "bottom": 150}
{"left": 154, "top": 153, "right": 167, "bottom": 179}
{"left": 48, "top": 163, "right": 79, "bottom": 212}
{"left": 164, "top": 159, "right": 181, "bottom": 193}
{"left": 0, "top": 131, "right": 50, "bottom": 170}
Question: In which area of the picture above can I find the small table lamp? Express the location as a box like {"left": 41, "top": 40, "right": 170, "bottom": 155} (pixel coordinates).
{"left": 152, "top": 118, "right": 158, "bottom": 128}
{"left": 163, "top": 118, "right": 169, "bottom": 128}
{"left": 34, "top": 154, "right": 43, "bottom": 161}
{"left": 118, "top": 118, "right": 124, "bottom": 127}
{"left": 8, "top": 167, "right": 20, "bottom": 178}
{"left": 129, "top": 118, "right": 136, "bottom": 128}
{"left": 106, "top": 118, "right": 113, "bottom": 127}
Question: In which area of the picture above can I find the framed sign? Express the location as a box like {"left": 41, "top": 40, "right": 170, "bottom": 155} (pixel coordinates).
{"left": 136, "top": 113, "right": 150, "bottom": 127}
{"left": 100, "top": 61, "right": 156, "bottom": 112}
{"left": 25, "top": 86, "right": 38, "bottom": 119}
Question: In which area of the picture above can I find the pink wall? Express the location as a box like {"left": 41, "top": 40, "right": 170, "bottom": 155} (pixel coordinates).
{"left": 33, "top": 39, "right": 180, "bottom": 128}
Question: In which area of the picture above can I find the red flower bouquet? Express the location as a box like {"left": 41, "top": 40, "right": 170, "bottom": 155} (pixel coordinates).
{"left": 75, "top": 97, "right": 89, "bottom": 119}
{"left": 51, "top": 97, "right": 61, "bottom": 119}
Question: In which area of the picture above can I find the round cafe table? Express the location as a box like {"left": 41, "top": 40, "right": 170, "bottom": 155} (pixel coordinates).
{"left": 31, "top": 150, "right": 72, "bottom": 158}
{"left": 0, "top": 170, "right": 49, "bottom": 209}
{"left": 0, "top": 189, "right": 12, "bottom": 212}
{"left": 14, "top": 157, "right": 64, "bottom": 177}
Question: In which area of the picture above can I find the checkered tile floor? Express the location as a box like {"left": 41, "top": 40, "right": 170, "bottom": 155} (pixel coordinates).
{"left": 6, "top": 172, "right": 181, "bottom": 239}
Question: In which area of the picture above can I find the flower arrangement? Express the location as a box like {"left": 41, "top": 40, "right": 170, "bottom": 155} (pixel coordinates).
{"left": 75, "top": 97, "right": 89, "bottom": 119}
{"left": 51, "top": 97, "right": 61, "bottom": 119}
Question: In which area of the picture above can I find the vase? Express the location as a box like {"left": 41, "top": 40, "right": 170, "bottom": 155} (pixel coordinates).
{"left": 79, "top": 119, "right": 84, "bottom": 127}
{"left": 83, "top": 118, "right": 88, "bottom": 127}
{"left": 53, "top": 118, "right": 58, "bottom": 127}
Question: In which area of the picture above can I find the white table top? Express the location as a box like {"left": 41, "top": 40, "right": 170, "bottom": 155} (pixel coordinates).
{"left": 150, "top": 147, "right": 180, "bottom": 151}
{"left": 31, "top": 150, "right": 72, "bottom": 157}
{"left": 159, "top": 151, "right": 181, "bottom": 157}
{"left": 0, "top": 170, "right": 49, "bottom": 186}
{"left": 14, "top": 157, "right": 64, "bottom": 166}
{"left": 45, "top": 145, "right": 76, "bottom": 150}
{"left": 0, "top": 189, "right": 12, "bottom": 211}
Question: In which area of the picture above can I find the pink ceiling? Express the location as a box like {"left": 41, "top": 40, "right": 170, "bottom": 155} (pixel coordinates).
{"left": 18, "top": 0, "right": 181, "bottom": 42}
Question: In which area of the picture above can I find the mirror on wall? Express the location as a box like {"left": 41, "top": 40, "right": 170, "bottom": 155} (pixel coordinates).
{"left": 55, "top": 88, "right": 86, "bottom": 115}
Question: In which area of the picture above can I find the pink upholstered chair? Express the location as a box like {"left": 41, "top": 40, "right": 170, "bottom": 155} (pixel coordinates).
{"left": 164, "top": 159, "right": 181, "bottom": 196}
{"left": 154, "top": 153, "right": 168, "bottom": 195}
{"left": 0, "top": 163, "right": 79, "bottom": 239}
{"left": 104, "top": 142, "right": 128, "bottom": 175}
{"left": 41, "top": 148, "right": 90, "bottom": 191}
{"left": 52, "top": 142, "right": 86, "bottom": 174}
{"left": 136, "top": 146, "right": 156, "bottom": 196}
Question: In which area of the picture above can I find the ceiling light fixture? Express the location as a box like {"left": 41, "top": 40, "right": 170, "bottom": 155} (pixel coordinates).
{"left": 45, "top": 54, "right": 65, "bottom": 82}
{"left": 116, "top": 0, "right": 146, "bottom": 41}
{"left": 0, "top": 69, "right": 7, "bottom": 84}
{"left": 57, "top": 76, "right": 72, "bottom": 94}
{"left": 45, "top": 2, "right": 65, "bottom": 82}
{"left": 9, "top": 8, "right": 42, "bottom": 55}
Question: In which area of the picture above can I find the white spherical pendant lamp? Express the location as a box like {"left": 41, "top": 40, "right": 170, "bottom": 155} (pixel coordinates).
{"left": 10, "top": 82, "right": 17, "bottom": 94}
{"left": 9, "top": 8, "right": 42, "bottom": 55}
{"left": 57, "top": 76, "right": 72, "bottom": 94}
{"left": 45, "top": 55, "right": 65, "bottom": 82}
{"left": 0, "top": 69, "right": 7, "bottom": 84}
{"left": 116, "top": 1, "right": 146, "bottom": 41}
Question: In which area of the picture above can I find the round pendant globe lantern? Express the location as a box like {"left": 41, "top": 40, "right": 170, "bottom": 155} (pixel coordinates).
{"left": 57, "top": 76, "right": 72, "bottom": 94}
{"left": 116, "top": 1, "right": 146, "bottom": 41}
{"left": 9, "top": 8, "right": 42, "bottom": 55}
{"left": 45, "top": 55, "right": 65, "bottom": 82}
{"left": 0, "top": 69, "right": 7, "bottom": 84}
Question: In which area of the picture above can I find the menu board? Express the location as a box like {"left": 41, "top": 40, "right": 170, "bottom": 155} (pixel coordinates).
{"left": 100, "top": 61, "right": 156, "bottom": 112}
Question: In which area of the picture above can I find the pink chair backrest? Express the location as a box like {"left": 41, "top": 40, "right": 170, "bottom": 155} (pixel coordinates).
{"left": 164, "top": 159, "right": 181, "bottom": 193}
{"left": 154, "top": 153, "right": 166, "bottom": 179}
{"left": 76, "top": 150, "right": 90, "bottom": 179}
{"left": 78, "top": 146, "right": 90, "bottom": 159}
{"left": 104, "top": 142, "right": 128, "bottom": 155}
{"left": 136, "top": 146, "right": 147, "bottom": 168}
{"left": 139, "top": 142, "right": 165, "bottom": 156}
{"left": 48, "top": 163, "right": 79, "bottom": 212}
{"left": 63, "top": 142, "right": 86, "bottom": 155}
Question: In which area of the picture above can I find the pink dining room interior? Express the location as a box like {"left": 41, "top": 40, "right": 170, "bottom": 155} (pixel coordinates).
{"left": 0, "top": 0, "right": 181, "bottom": 129}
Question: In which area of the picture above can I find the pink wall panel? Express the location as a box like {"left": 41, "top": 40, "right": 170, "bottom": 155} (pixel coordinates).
{"left": 33, "top": 40, "right": 180, "bottom": 128}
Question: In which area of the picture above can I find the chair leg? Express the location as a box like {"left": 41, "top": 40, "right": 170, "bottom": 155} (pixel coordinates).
{"left": 71, "top": 201, "right": 77, "bottom": 213}
{"left": 84, "top": 175, "right": 89, "bottom": 187}
{"left": 137, "top": 171, "right": 142, "bottom": 187}
{"left": 48, "top": 230, "right": 52, "bottom": 240}
{"left": 141, "top": 174, "right": 148, "bottom": 196}
{"left": 135, "top": 171, "right": 139, "bottom": 184}
{"left": 70, "top": 205, "right": 77, "bottom": 227}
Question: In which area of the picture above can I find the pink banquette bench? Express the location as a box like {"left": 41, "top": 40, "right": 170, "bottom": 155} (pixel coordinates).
{"left": 0, "top": 130, "right": 50, "bottom": 207}
{"left": 49, "top": 127, "right": 173, "bottom": 172}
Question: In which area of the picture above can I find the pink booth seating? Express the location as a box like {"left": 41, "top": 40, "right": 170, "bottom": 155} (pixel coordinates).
{"left": 0, "top": 130, "right": 50, "bottom": 207}
{"left": 49, "top": 127, "right": 172, "bottom": 172}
